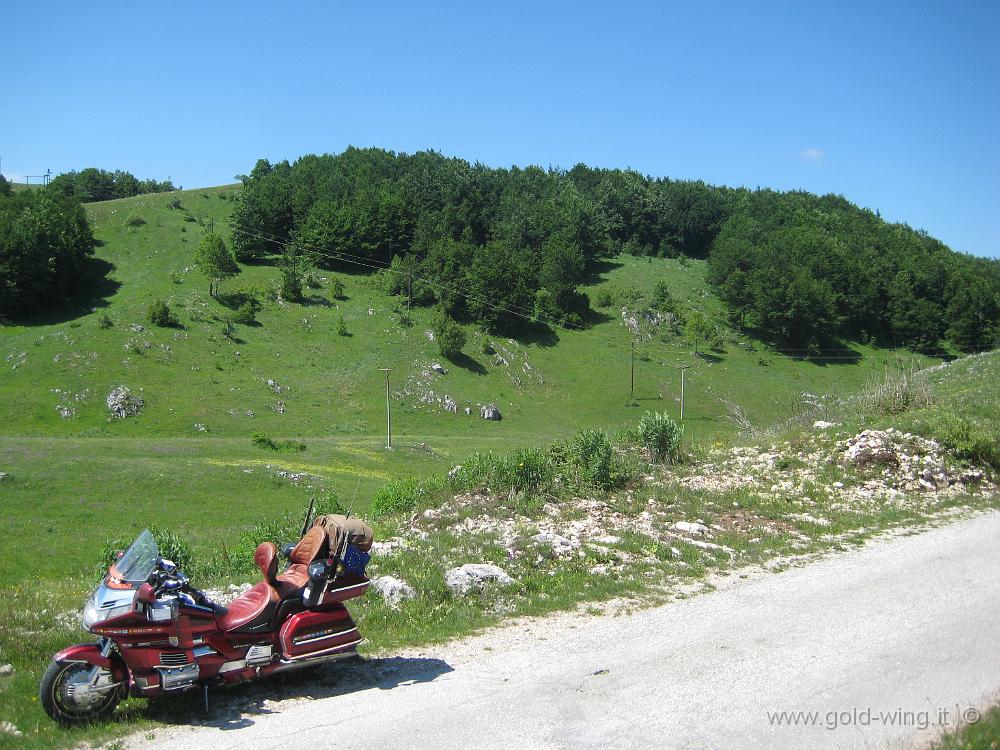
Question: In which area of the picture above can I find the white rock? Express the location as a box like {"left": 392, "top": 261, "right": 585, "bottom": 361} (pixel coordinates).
{"left": 0, "top": 721, "right": 22, "bottom": 737}
{"left": 371, "top": 576, "right": 416, "bottom": 607}
{"left": 106, "top": 385, "right": 143, "bottom": 419}
{"left": 480, "top": 404, "right": 502, "bottom": 421}
{"left": 0, "top": 664, "right": 12, "bottom": 676}
{"left": 370, "top": 538, "right": 404, "bottom": 556}
{"left": 533, "top": 531, "right": 577, "bottom": 556}
{"left": 445, "top": 563, "right": 514, "bottom": 595}
{"left": 0, "top": 472, "right": 8, "bottom": 482}
{"left": 813, "top": 420, "right": 838, "bottom": 430}
{"left": 673, "top": 521, "right": 709, "bottom": 535}
{"left": 430, "top": 362, "right": 447, "bottom": 374}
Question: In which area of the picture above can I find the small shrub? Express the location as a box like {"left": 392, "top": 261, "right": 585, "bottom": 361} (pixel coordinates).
{"left": 251, "top": 432, "right": 306, "bottom": 452}
{"left": 252, "top": 432, "right": 278, "bottom": 450}
{"left": 305, "top": 273, "right": 321, "bottom": 289}
{"left": 492, "top": 448, "right": 553, "bottom": 494}
{"left": 280, "top": 268, "right": 303, "bottom": 301}
{"left": 638, "top": 411, "right": 684, "bottom": 462}
{"left": 184, "top": 215, "right": 197, "bottom": 223}
{"left": 147, "top": 299, "right": 179, "bottom": 327}
{"left": 330, "top": 277, "right": 346, "bottom": 300}
{"left": 168, "top": 198, "right": 183, "bottom": 210}
{"left": 569, "top": 429, "right": 627, "bottom": 491}
{"left": 482, "top": 340, "right": 495, "bottom": 356}
{"left": 432, "top": 310, "right": 466, "bottom": 359}
{"left": 126, "top": 216, "right": 146, "bottom": 228}
{"left": 222, "top": 319, "right": 236, "bottom": 339}
{"left": 234, "top": 301, "right": 258, "bottom": 324}
{"left": 337, "top": 316, "right": 348, "bottom": 336}
{"left": 97, "top": 311, "right": 114, "bottom": 329}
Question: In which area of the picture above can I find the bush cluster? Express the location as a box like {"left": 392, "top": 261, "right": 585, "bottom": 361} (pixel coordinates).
{"left": 147, "top": 299, "right": 179, "bottom": 327}
{"left": 251, "top": 432, "right": 306, "bottom": 452}
{"left": 638, "top": 411, "right": 684, "bottom": 463}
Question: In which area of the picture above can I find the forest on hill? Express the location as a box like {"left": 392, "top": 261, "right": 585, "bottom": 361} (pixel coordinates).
{"left": 2, "top": 148, "right": 999, "bottom": 354}
{"left": 231, "top": 148, "right": 1000, "bottom": 352}
{"left": 46, "top": 167, "right": 177, "bottom": 203}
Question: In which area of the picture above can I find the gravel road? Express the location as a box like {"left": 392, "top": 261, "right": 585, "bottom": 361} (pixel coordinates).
{"left": 130, "top": 511, "right": 1000, "bottom": 750}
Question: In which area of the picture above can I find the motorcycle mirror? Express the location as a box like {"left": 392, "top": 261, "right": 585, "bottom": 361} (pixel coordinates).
{"left": 115, "top": 550, "right": 124, "bottom": 559}
{"left": 159, "top": 558, "right": 177, "bottom": 573}
{"left": 137, "top": 582, "right": 156, "bottom": 604}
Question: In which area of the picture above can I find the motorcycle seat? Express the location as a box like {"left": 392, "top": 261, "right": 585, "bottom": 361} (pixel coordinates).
{"left": 218, "top": 528, "right": 326, "bottom": 633}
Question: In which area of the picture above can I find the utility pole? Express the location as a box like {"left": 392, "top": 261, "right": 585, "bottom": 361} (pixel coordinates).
{"left": 630, "top": 341, "right": 635, "bottom": 405}
{"left": 680, "top": 366, "right": 689, "bottom": 420}
{"left": 378, "top": 368, "right": 392, "bottom": 449}
{"left": 43, "top": 169, "right": 51, "bottom": 186}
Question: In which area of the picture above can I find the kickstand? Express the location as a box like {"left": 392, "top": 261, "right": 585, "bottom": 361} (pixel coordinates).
{"left": 203, "top": 684, "right": 210, "bottom": 714}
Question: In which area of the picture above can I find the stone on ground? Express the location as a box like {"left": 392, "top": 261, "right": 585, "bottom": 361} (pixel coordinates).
{"left": 445, "top": 563, "right": 514, "bottom": 595}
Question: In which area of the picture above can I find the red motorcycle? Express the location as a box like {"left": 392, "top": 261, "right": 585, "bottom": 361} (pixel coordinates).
{"left": 40, "top": 507, "right": 373, "bottom": 724}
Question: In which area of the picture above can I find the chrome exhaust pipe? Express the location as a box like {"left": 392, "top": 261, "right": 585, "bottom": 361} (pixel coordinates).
{"left": 272, "top": 650, "right": 359, "bottom": 674}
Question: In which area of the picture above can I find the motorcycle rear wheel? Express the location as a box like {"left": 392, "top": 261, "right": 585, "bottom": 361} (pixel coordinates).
{"left": 40, "top": 660, "right": 125, "bottom": 725}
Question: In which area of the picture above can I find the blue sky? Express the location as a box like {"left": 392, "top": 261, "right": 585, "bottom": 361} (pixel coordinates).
{"left": 2, "top": 1, "right": 997, "bottom": 257}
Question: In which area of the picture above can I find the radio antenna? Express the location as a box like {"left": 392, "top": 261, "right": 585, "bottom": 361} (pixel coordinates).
{"left": 345, "top": 476, "right": 362, "bottom": 519}
{"left": 300, "top": 497, "right": 316, "bottom": 537}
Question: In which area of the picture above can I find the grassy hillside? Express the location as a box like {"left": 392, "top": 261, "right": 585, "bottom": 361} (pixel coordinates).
{"left": 0, "top": 185, "right": 940, "bottom": 581}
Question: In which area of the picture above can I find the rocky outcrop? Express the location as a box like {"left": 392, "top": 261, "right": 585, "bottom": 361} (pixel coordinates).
{"left": 106, "top": 386, "right": 143, "bottom": 419}
{"left": 445, "top": 563, "right": 513, "bottom": 595}
{"left": 371, "top": 576, "right": 416, "bottom": 607}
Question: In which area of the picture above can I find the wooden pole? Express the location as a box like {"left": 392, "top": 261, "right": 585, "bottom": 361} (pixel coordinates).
{"left": 379, "top": 368, "right": 392, "bottom": 449}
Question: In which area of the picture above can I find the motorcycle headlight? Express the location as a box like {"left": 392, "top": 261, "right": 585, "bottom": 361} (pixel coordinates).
{"left": 82, "top": 597, "right": 134, "bottom": 630}
{"left": 82, "top": 600, "right": 99, "bottom": 629}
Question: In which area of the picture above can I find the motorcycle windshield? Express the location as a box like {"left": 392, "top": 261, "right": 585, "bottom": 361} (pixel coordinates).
{"left": 110, "top": 529, "right": 159, "bottom": 583}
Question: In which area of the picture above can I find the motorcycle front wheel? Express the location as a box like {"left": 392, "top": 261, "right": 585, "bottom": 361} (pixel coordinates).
{"left": 40, "top": 660, "right": 125, "bottom": 725}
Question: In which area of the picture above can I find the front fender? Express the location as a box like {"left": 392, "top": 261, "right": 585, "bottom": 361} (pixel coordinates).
{"left": 54, "top": 643, "right": 127, "bottom": 681}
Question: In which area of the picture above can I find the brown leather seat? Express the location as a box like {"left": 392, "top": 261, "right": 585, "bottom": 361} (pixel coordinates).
{"left": 219, "top": 542, "right": 279, "bottom": 631}
{"left": 276, "top": 526, "right": 326, "bottom": 593}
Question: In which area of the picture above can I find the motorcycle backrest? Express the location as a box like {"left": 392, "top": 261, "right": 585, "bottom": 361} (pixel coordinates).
{"left": 254, "top": 542, "right": 278, "bottom": 582}
{"left": 289, "top": 526, "right": 326, "bottom": 565}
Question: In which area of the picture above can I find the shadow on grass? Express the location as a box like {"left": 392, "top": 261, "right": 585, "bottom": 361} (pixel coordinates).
{"left": 2, "top": 257, "right": 120, "bottom": 326}
{"left": 582, "top": 257, "right": 624, "bottom": 284}
{"left": 516, "top": 322, "right": 559, "bottom": 348}
{"left": 447, "top": 351, "right": 487, "bottom": 375}
{"left": 143, "top": 655, "right": 453, "bottom": 730}
{"left": 301, "top": 294, "right": 332, "bottom": 307}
